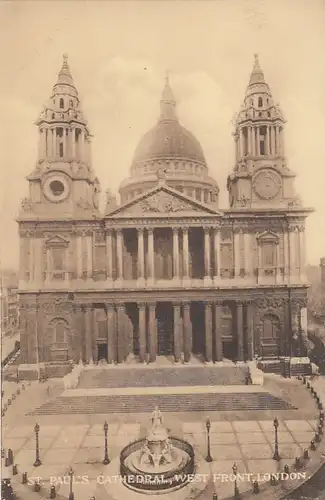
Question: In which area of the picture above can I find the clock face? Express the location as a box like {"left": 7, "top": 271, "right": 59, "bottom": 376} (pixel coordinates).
{"left": 253, "top": 170, "right": 281, "bottom": 200}
{"left": 43, "top": 173, "right": 70, "bottom": 203}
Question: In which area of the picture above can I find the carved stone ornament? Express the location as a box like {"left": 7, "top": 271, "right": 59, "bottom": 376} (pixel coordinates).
{"left": 105, "top": 189, "right": 117, "bottom": 212}
{"left": 20, "top": 197, "right": 33, "bottom": 212}
{"left": 76, "top": 197, "right": 93, "bottom": 210}
{"left": 235, "top": 194, "right": 250, "bottom": 208}
{"left": 255, "top": 297, "right": 284, "bottom": 309}
{"left": 135, "top": 192, "right": 201, "bottom": 214}
{"left": 288, "top": 196, "right": 302, "bottom": 208}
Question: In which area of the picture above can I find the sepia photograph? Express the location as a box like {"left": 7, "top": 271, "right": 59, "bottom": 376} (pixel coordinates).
{"left": 1, "top": 1, "right": 325, "bottom": 499}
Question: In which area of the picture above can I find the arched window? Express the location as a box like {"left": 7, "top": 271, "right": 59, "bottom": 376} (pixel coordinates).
{"left": 59, "top": 98, "right": 64, "bottom": 109}
{"left": 258, "top": 97, "right": 263, "bottom": 107}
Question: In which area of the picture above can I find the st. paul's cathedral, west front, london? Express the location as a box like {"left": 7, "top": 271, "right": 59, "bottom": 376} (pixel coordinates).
{"left": 17, "top": 55, "right": 312, "bottom": 371}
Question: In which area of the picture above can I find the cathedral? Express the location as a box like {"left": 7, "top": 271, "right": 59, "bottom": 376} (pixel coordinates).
{"left": 17, "top": 54, "right": 312, "bottom": 372}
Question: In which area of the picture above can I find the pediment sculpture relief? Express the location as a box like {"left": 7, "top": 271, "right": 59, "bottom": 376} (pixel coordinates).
{"left": 20, "top": 197, "right": 33, "bottom": 212}
{"left": 134, "top": 192, "right": 201, "bottom": 214}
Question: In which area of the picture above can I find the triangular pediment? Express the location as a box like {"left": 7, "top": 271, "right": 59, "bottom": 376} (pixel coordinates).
{"left": 105, "top": 184, "right": 223, "bottom": 218}
{"left": 257, "top": 230, "right": 279, "bottom": 243}
{"left": 45, "top": 234, "right": 70, "bottom": 246}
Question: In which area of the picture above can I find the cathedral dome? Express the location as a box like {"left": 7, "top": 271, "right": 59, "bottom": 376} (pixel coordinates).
{"left": 133, "top": 118, "right": 206, "bottom": 165}
{"left": 118, "top": 75, "right": 219, "bottom": 206}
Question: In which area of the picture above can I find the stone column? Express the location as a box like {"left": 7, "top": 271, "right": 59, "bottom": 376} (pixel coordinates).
{"left": 148, "top": 303, "right": 157, "bottom": 362}
{"left": 63, "top": 127, "right": 67, "bottom": 156}
{"left": 204, "top": 227, "right": 211, "bottom": 283}
{"left": 182, "top": 228, "right": 189, "bottom": 280}
{"left": 288, "top": 227, "right": 296, "bottom": 283}
{"left": 34, "top": 237, "right": 43, "bottom": 284}
{"left": 137, "top": 228, "right": 145, "bottom": 282}
{"left": 270, "top": 126, "right": 275, "bottom": 155}
{"left": 72, "top": 128, "right": 76, "bottom": 158}
{"left": 252, "top": 127, "right": 256, "bottom": 156}
{"left": 76, "top": 234, "right": 83, "bottom": 279}
{"left": 275, "top": 125, "right": 279, "bottom": 155}
{"left": 106, "top": 230, "right": 113, "bottom": 281}
{"left": 74, "top": 305, "right": 84, "bottom": 362}
{"left": 87, "top": 233, "right": 93, "bottom": 279}
{"left": 234, "top": 230, "right": 241, "bottom": 277}
{"left": 256, "top": 127, "right": 260, "bottom": 155}
{"left": 239, "top": 128, "right": 243, "bottom": 157}
{"left": 148, "top": 228, "right": 155, "bottom": 282}
{"left": 138, "top": 302, "right": 146, "bottom": 363}
{"left": 214, "top": 302, "right": 223, "bottom": 362}
{"left": 183, "top": 302, "right": 192, "bottom": 363}
{"left": 52, "top": 128, "right": 56, "bottom": 158}
{"left": 236, "top": 302, "right": 244, "bottom": 361}
{"left": 38, "top": 129, "right": 44, "bottom": 160}
{"left": 204, "top": 301, "right": 213, "bottom": 362}
{"left": 299, "top": 228, "right": 306, "bottom": 281}
{"left": 173, "top": 303, "right": 182, "bottom": 362}
{"left": 172, "top": 227, "right": 180, "bottom": 280}
{"left": 243, "top": 231, "right": 251, "bottom": 277}
{"left": 246, "top": 302, "right": 255, "bottom": 360}
{"left": 265, "top": 126, "right": 270, "bottom": 155}
{"left": 284, "top": 230, "right": 289, "bottom": 283}
{"left": 116, "top": 304, "right": 126, "bottom": 363}
{"left": 116, "top": 229, "right": 124, "bottom": 281}
{"left": 213, "top": 228, "right": 220, "bottom": 282}
{"left": 106, "top": 304, "right": 116, "bottom": 363}
{"left": 92, "top": 308, "right": 98, "bottom": 363}
{"left": 85, "top": 306, "right": 93, "bottom": 363}
{"left": 247, "top": 127, "right": 252, "bottom": 155}
{"left": 80, "top": 130, "right": 85, "bottom": 160}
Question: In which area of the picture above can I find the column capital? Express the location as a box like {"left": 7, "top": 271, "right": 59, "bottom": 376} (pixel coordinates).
{"left": 172, "top": 301, "right": 181, "bottom": 308}
{"left": 148, "top": 302, "right": 156, "bottom": 310}
{"left": 172, "top": 226, "right": 180, "bottom": 234}
{"left": 137, "top": 301, "right": 147, "bottom": 309}
{"left": 116, "top": 303, "right": 125, "bottom": 312}
{"left": 182, "top": 227, "right": 189, "bottom": 234}
{"left": 204, "top": 300, "right": 213, "bottom": 307}
{"left": 203, "top": 226, "right": 212, "bottom": 233}
{"left": 105, "top": 303, "right": 115, "bottom": 311}
{"left": 182, "top": 300, "right": 191, "bottom": 308}
{"left": 235, "top": 299, "right": 244, "bottom": 307}
{"left": 138, "top": 227, "right": 144, "bottom": 234}
{"left": 147, "top": 228, "right": 154, "bottom": 235}
{"left": 214, "top": 299, "right": 224, "bottom": 306}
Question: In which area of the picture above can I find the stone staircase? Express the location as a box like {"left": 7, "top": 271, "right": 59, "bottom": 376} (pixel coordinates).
{"left": 29, "top": 391, "right": 295, "bottom": 415}
{"left": 78, "top": 364, "right": 249, "bottom": 389}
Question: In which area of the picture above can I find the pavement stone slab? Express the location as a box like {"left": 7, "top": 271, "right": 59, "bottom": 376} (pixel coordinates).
{"left": 182, "top": 422, "right": 205, "bottom": 434}
{"left": 277, "top": 443, "right": 303, "bottom": 460}
{"left": 240, "top": 443, "right": 273, "bottom": 460}
{"left": 210, "top": 421, "right": 234, "bottom": 433}
{"left": 73, "top": 447, "right": 103, "bottom": 464}
{"left": 232, "top": 421, "right": 262, "bottom": 432}
{"left": 117, "top": 423, "right": 140, "bottom": 436}
{"left": 246, "top": 459, "right": 281, "bottom": 476}
{"left": 263, "top": 430, "right": 295, "bottom": 444}
{"left": 289, "top": 430, "right": 315, "bottom": 444}
{"left": 211, "top": 433, "right": 238, "bottom": 445}
{"left": 36, "top": 426, "right": 62, "bottom": 438}
{"left": 236, "top": 432, "right": 267, "bottom": 444}
{"left": 23, "top": 436, "right": 56, "bottom": 451}
{"left": 81, "top": 436, "right": 107, "bottom": 449}
{"left": 6, "top": 426, "right": 34, "bottom": 439}
{"left": 87, "top": 424, "right": 106, "bottom": 436}
{"left": 14, "top": 449, "right": 39, "bottom": 467}
{"left": 42, "top": 448, "right": 77, "bottom": 465}
{"left": 308, "top": 420, "right": 319, "bottom": 430}
{"left": 211, "top": 459, "right": 248, "bottom": 475}
{"left": 2, "top": 437, "right": 29, "bottom": 452}
{"left": 284, "top": 420, "right": 314, "bottom": 432}
{"left": 210, "top": 444, "right": 241, "bottom": 460}
{"left": 258, "top": 421, "right": 282, "bottom": 432}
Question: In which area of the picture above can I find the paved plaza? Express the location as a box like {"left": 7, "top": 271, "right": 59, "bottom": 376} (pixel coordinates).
{"left": 2, "top": 418, "right": 320, "bottom": 499}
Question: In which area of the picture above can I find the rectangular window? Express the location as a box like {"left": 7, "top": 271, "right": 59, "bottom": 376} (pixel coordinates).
{"left": 261, "top": 242, "right": 276, "bottom": 267}
{"left": 52, "top": 247, "right": 64, "bottom": 270}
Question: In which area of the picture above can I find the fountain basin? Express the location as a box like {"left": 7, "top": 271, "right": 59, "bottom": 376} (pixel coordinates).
{"left": 120, "top": 436, "right": 195, "bottom": 493}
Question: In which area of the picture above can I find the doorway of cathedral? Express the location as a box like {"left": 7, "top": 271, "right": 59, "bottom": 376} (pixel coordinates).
{"left": 191, "top": 302, "right": 205, "bottom": 357}
{"left": 156, "top": 302, "right": 174, "bottom": 355}
{"left": 97, "top": 342, "right": 108, "bottom": 362}
{"left": 258, "top": 314, "right": 281, "bottom": 358}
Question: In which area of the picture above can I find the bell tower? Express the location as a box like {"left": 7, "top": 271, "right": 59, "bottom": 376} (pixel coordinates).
{"left": 19, "top": 54, "right": 100, "bottom": 220}
{"left": 227, "top": 54, "right": 300, "bottom": 209}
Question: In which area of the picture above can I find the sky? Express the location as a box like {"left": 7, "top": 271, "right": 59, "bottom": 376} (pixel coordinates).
{"left": 0, "top": 0, "right": 325, "bottom": 268}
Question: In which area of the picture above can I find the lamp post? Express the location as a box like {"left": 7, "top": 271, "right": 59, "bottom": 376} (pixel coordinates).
{"left": 103, "top": 421, "right": 110, "bottom": 465}
{"left": 68, "top": 467, "right": 74, "bottom": 500}
{"left": 232, "top": 462, "right": 240, "bottom": 499}
{"left": 33, "top": 423, "right": 41, "bottom": 467}
{"left": 273, "top": 417, "right": 280, "bottom": 461}
{"left": 205, "top": 418, "right": 213, "bottom": 462}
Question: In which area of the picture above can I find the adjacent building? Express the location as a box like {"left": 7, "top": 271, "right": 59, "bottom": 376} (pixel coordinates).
{"left": 17, "top": 55, "right": 313, "bottom": 368}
